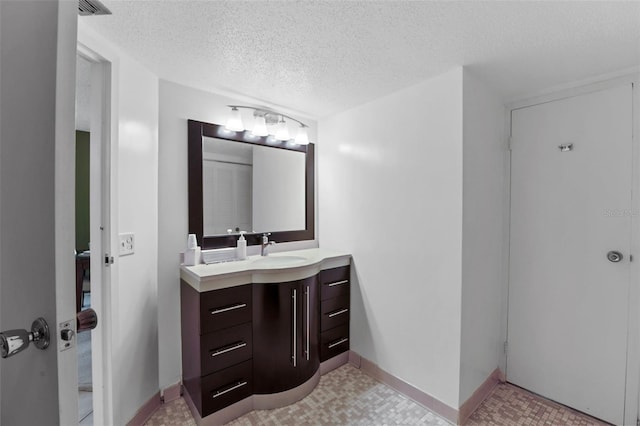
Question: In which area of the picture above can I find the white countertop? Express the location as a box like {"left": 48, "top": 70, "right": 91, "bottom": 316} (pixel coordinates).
{"left": 180, "top": 248, "right": 351, "bottom": 292}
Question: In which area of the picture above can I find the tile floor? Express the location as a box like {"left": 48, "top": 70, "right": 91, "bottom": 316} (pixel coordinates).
{"left": 144, "top": 364, "right": 610, "bottom": 426}
{"left": 466, "top": 383, "right": 610, "bottom": 426}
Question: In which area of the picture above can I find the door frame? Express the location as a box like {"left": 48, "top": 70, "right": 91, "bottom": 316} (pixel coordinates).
{"left": 76, "top": 42, "right": 115, "bottom": 425}
{"left": 502, "top": 73, "right": 640, "bottom": 425}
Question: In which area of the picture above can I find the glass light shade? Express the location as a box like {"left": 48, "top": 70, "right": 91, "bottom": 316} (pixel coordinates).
{"left": 225, "top": 107, "right": 244, "bottom": 132}
{"left": 251, "top": 115, "right": 269, "bottom": 136}
{"left": 275, "top": 118, "right": 290, "bottom": 141}
{"left": 295, "top": 126, "right": 309, "bottom": 145}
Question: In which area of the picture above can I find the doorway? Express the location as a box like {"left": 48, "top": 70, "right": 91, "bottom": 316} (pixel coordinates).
{"left": 76, "top": 44, "right": 113, "bottom": 425}
{"left": 75, "top": 53, "right": 94, "bottom": 425}
{"left": 506, "top": 83, "right": 634, "bottom": 425}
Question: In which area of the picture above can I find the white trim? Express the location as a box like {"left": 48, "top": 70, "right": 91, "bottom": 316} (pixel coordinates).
{"left": 505, "top": 66, "right": 640, "bottom": 107}
{"left": 498, "top": 104, "right": 511, "bottom": 378}
{"left": 507, "top": 73, "right": 639, "bottom": 111}
{"left": 626, "top": 78, "right": 640, "bottom": 426}
{"left": 77, "top": 40, "right": 116, "bottom": 426}
{"left": 55, "top": 1, "right": 80, "bottom": 424}
{"left": 504, "top": 72, "right": 640, "bottom": 425}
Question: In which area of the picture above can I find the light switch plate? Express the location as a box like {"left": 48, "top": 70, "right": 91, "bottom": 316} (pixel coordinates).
{"left": 119, "top": 233, "right": 135, "bottom": 256}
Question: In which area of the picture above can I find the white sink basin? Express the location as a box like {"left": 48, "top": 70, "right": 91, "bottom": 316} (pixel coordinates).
{"left": 251, "top": 255, "right": 307, "bottom": 267}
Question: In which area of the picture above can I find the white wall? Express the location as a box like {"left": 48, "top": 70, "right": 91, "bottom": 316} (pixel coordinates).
{"left": 78, "top": 22, "right": 159, "bottom": 425}
{"left": 157, "top": 80, "right": 317, "bottom": 391}
{"left": 459, "top": 70, "right": 506, "bottom": 405}
{"left": 318, "top": 68, "right": 464, "bottom": 408}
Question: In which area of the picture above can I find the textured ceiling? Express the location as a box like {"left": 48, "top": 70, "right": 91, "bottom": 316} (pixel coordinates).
{"left": 83, "top": 1, "right": 640, "bottom": 118}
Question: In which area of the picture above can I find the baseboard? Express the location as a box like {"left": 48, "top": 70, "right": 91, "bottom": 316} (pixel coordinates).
{"left": 125, "top": 391, "right": 161, "bottom": 426}
{"left": 350, "top": 350, "right": 459, "bottom": 424}
{"left": 320, "top": 351, "right": 349, "bottom": 374}
{"left": 458, "top": 368, "right": 501, "bottom": 425}
{"left": 348, "top": 349, "right": 361, "bottom": 368}
{"left": 162, "top": 382, "right": 182, "bottom": 403}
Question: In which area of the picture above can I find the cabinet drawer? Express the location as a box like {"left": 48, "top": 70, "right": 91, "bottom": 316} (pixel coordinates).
{"left": 200, "top": 285, "right": 252, "bottom": 334}
{"left": 320, "top": 266, "right": 350, "bottom": 301}
{"left": 320, "top": 324, "right": 349, "bottom": 362}
{"left": 320, "top": 295, "right": 350, "bottom": 332}
{"left": 201, "top": 323, "right": 252, "bottom": 376}
{"left": 201, "top": 360, "right": 253, "bottom": 417}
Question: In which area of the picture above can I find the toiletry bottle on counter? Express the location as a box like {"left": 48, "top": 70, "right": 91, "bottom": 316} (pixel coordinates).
{"left": 184, "top": 234, "right": 201, "bottom": 266}
{"left": 237, "top": 232, "right": 247, "bottom": 260}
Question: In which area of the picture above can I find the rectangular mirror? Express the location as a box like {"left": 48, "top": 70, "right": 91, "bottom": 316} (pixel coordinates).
{"left": 188, "top": 120, "right": 315, "bottom": 249}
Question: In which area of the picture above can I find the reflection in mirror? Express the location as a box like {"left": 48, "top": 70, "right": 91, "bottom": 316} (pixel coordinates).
{"left": 202, "top": 137, "right": 306, "bottom": 236}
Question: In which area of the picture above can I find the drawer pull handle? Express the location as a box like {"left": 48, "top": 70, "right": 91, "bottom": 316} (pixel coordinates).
{"left": 210, "top": 341, "right": 247, "bottom": 357}
{"left": 328, "top": 338, "right": 349, "bottom": 349}
{"left": 327, "top": 280, "right": 348, "bottom": 287}
{"left": 305, "top": 286, "right": 310, "bottom": 361}
{"left": 212, "top": 380, "right": 248, "bottom": 398}
{"left": 328, "top": 308, "right": 349, "bottom": 318}
{"left": 292, "top": 289, "right": 297, "bottom": 367}
{"left": 210, "top": 303, "right": 247, "bottom": 315}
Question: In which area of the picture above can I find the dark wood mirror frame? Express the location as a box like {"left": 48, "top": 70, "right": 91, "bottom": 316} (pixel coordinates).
{"left": 188, "top": 119, "right": 315, "bottom": 249}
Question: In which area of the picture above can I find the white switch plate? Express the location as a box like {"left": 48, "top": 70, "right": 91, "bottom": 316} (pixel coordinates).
{"left": 119, "top": 233, "right": 135, "bottom": 256}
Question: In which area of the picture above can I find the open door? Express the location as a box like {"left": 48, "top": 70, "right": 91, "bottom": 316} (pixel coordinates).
{"left": 0, "top": 1, "right": 78, "bottom": 424}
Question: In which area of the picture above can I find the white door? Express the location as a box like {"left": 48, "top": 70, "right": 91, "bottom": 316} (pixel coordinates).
{"left": 0, "top": 1, "right": 78, "bottom": 425}
{"left": 508, "top": 84, "right": 633, "bottom": 424}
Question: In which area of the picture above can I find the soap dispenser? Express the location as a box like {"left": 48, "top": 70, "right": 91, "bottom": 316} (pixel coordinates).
{"left": 237, "top": 232, "right": 247, "bottom": 260}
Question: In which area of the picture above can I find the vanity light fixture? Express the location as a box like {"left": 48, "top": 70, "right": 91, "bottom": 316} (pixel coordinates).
{"left": 225, "top": 105, "right": 310, "bottom": 144}
{"left": 225, "top": 107, "right": 244, "bottom": 132}
{"left": 274, "top": 116, "right": 290, "bottom": 141}
{"left": 295, "top": 125, "right": 309, "bottom": 145}
{"left": 252, "top": 115, "right": 269, "bottom": 137}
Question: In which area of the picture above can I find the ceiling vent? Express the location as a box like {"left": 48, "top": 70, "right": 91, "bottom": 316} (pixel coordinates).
{"left": 78, "top": 0, "right": 112, "bottom": 16}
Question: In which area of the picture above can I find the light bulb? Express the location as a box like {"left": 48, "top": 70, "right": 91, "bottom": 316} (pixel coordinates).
{"left": 275, "top": 117, "right": 290, "bottom": 141}
{"left": 225, "top": 107, "right": 244, "bottom": 132}
{"left": 295, "top": 126, "right": 309, "bottom": 145}
{"left": 251, "top": 115, "right": 268, "bottom": 137}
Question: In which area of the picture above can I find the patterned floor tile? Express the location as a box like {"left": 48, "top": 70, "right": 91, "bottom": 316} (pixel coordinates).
{"left": 226, "top": 364, "right": 450, "bottom": 426}
{"left": 144, "top": 365, "right": 610, "bottom": 426}
{"left": 145, "top": 397, "right": 196, "bottom": 426}
{"left": 466, "top": 383, "right": 610, "bottom": 426}
{"left": 145, "top": 364, "right": 449, "bottom": 426}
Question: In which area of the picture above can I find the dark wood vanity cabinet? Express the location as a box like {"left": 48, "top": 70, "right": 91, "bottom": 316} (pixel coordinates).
{"left": 181, "top": 282, "right": 254, "bottom": 417}
{"left": 319, "top": 266, "right": 351, "bottom": 361}
{"left": 181, "top": 262, "right": 350, "bottom": 419}
{"left": 253, "top": 275, "right": 319, "bottom": 394}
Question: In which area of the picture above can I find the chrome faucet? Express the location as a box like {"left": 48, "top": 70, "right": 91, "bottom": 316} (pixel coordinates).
{"left": 261, "top": 233, "right": 276, "bottom": 256}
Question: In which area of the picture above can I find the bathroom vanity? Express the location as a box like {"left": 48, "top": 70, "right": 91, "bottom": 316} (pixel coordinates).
{"left": 180, "top": 248, "right": 351, "bottom": 424}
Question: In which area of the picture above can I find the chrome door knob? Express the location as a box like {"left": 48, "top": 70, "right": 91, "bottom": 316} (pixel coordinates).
{"left": 607, "top": 251, "right": 623, "bottom": 263}
{"left": 0, "top": 317, "right": 50, "bottom": 359}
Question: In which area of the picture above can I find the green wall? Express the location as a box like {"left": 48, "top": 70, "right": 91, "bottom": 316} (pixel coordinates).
{"left": 76, "top": 130, "right": 90, "bottom": 252}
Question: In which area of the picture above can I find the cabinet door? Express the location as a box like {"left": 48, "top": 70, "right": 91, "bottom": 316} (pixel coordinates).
{"left": 253, "top": 282, "right": 297, "bottom": 394}
{"left": 297, "top": 275, "right": 319, "bottom": 384}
